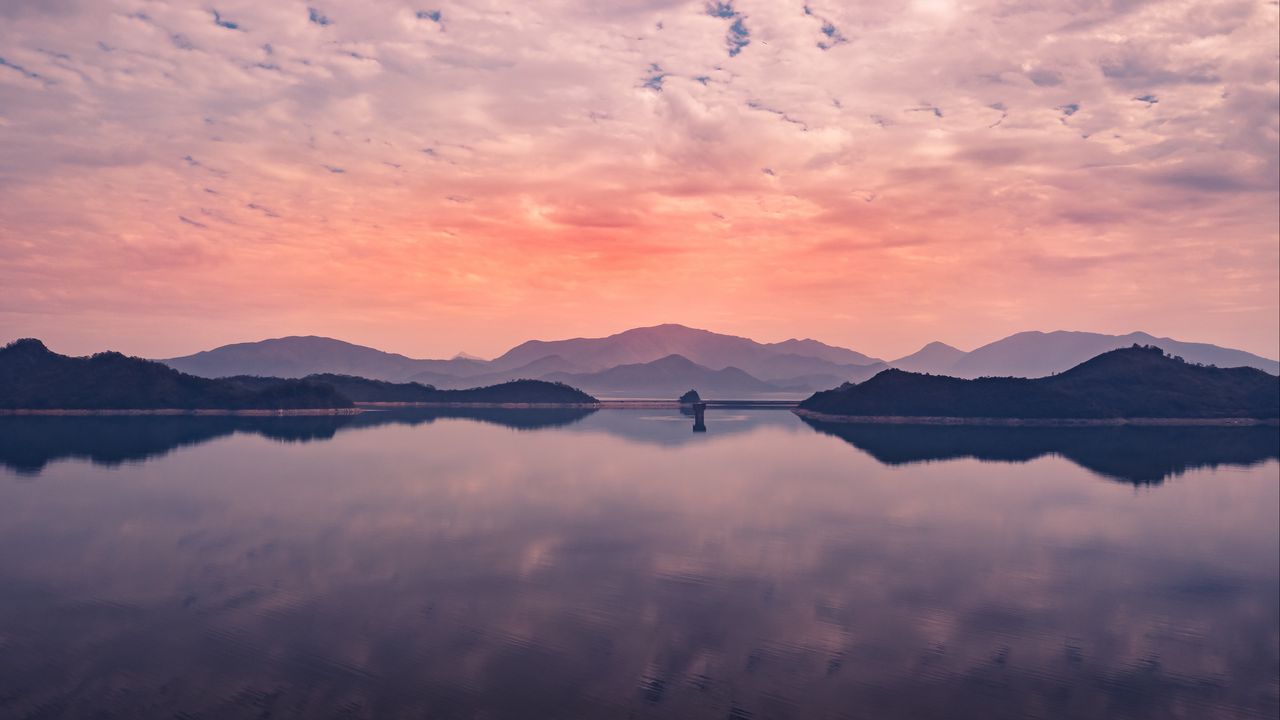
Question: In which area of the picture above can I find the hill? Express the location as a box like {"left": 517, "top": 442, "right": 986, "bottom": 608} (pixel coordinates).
{"left": 889, "top": 341, "right": 967, "bottom": 374}
{"left": 163, "top": 336, "right": 483, "bottom": 381}
{"left": 798, "top": 345, "right": 1280, "bottom": 421}
{"left": 156, "top": 326, "right": 1278, "bottom": 396}
{"left": 226, "top": 373, "right": 444, "bottom": 403}
{"left": 408, "top": 354, "right": 591, "bottom": 389}
{"left": 923, "top": 331, "right": 1279, "bottom": 378}
{"left": 543, "top": 354, "right": 788, "bottom": 398}
{"left": 490, "top": 324, "right": 883, "bottom": 377}
{"left": 0, "top": 339, "right": 351, "bottom": 410}
{"left": 159, "top": 326, "right": 882, "bottom": 392}
{"left": 137, "top": 373, "right": 595, "bottom": 405}
{"left": 424, "top": 379, "right": 597, "bottom": 404}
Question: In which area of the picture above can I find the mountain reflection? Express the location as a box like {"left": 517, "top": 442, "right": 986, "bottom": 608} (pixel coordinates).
{"left": 3, "top": 411, "right": 1278, "bottom": 485}
{"left": 799, "top": 418, "right": 1280, "bottom": 485}
{"left": 0, "top": 408, "right": 597, "bottom": 474}
{"left": 0, "top": 409, "right": 1276, "bottom": 719}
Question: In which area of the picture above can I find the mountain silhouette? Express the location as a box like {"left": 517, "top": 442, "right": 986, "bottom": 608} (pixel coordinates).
{"left": 0, "top": 339, "right": 350, "bottom": 410}
{"left": 164, "top": 335, "right": 484, "bottom": 381}
{"left": 489, "top": 324, "right": 882, "bottom": 376}
{"left": 543, "top": 354, "right": 789, "bottom": 398}
{"left": 154, "top": 326, "right": 1278, "bottom": 397}
{"left": 889, "top": 341, "right": 967, "bottom": 373}
{"left": 912, "top": 331, "right": 1280, "bottom": 378}
{"left": 799, "top": 345, "right": 1280, "bottom": 420}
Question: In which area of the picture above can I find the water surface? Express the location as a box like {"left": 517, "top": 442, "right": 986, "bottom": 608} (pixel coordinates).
{"left": 1, "top": 409, "right": 1276, "bottom": 719}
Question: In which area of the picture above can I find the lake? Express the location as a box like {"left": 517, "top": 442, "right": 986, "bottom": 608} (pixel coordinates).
{"left": 0, "top": 409, "right": 1276, "bottom": 719}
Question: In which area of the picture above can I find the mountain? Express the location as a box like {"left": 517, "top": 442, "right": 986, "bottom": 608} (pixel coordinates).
{"left": 490, "top": 324, "right": 882, "bottom": 377}
{"left": 544, "top": 354, "right": 789, "bottom": 398}
{"left": 426, "top": 380, "right": 597, "bottom": 404}
{"left": 759, "top": 338, "right": 882, "bottom": 367}
{"left": 941, "top": 331, "right": 1279, "bottom": 378}
{"left": 197, "top": 373, "right": 595, "bottom": 405}
{"left": 889, "top": 342, "right": 967, "bottom": 374}
{"left": 163, "top": 336, "right": 485, "bottom": 381}
{"left": 228, "top": 373, "right": 443, "bottom": 403}
{"left": 158, "top": 326, "right": 1277, "bottom": 397}
{"left": 798, "top": 345, "right": 1280, "bottom": 420}
{"left": 408, "top": 354, "right": 591, "bottom": 389}
{"left": 0, "top": 339, "right": 351, "bottom": 410}
{"left": 747, "top": 353, "right": 885, "bottom": 383}
{"left": 159, "top": 327, "right": 884, "bottom": 391}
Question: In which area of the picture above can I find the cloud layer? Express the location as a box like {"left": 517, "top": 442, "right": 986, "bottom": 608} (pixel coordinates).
{"left": 0, "top": 0, "right": 1276, "bottom": 358}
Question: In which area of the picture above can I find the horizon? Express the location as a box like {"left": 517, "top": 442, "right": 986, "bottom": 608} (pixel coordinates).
{"left": 1, "top": 1, "right": 1277, "bottom": 361}
{"left": 8, "top": 321, "right": 1280, "bottom": 365}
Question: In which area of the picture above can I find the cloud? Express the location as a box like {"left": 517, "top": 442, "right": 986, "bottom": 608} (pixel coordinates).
{"left": 0, "top": 0, "right": 1274, "bottom": 359}
{"left": 308, "top": 6, "right": 331, "bottom": 26}
{"left": 211, "top": 9, "right": 241, "bottom": 31}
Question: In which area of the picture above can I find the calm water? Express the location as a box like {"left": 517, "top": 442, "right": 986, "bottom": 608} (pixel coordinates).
{"left": 0, "top": 409, "right": 1277, "bottom": 720}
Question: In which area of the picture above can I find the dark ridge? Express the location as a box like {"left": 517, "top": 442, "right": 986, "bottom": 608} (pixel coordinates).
{"left": 220, "top": 375, "right": 595, "bottom": 403}
{"left": 799, "top": 346, "right": 1280, "bottom": 420}
{"left": 0, "top": 339, "right": 350, "bottom": 410}
{"left": 426, "top": 379, "right": 597, "bottom": 404}
{"left": 799, "top": 418, "right": 1280, "bottom": 485}
{"left": 227, "top": 373, "right": 443, "bottom": 403}
{"left": 678, "top": 389, "right": 702, "bottom": 404}
{"left": 1, "top": 340, "right": 598, "bottom": 410}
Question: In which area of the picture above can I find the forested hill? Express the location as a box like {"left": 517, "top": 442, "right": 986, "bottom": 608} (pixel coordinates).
{"left": 798, "top": 346, "right": 1280, "bottom": 420}
{"left": 0, "top": 339, "right": 350, "bottom": 410}
{"left": 0, "top": 340, "right": 598, "bottom": 410}
{"left": 233, "top": 374, "right": 599, "bottom": 404}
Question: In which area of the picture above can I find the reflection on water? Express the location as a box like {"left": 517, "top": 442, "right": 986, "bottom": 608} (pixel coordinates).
{"left": 4, "top": 410, "right": 1275, "bottom": 486}
{"left": 0, "top": 410, "right": 1276, "bottom": 719}
{"left": 0, "top": 408, "right": 596, "bottom": 475}
{"left": 799, "top": 419, "right": 1280, "bottom": 485}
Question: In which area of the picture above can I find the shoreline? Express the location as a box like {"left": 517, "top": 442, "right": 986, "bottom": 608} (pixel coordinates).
{"left": 357, "top": 400, "right": 801, "bottom": 409}
{"left": 0, "top": 401, "right": 802, "bottom": 415}
{"left": 356, "top": 401, "right": 601, "bottom": 409}
{"left": 0, "top": 408, "right": 365, "bottom": 417}
{"left": 792, "top": 409, "right": 1280, "bottom": 427}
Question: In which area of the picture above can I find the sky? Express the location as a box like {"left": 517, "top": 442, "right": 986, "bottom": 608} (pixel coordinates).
{"left": 0, "top": 0, "right": 1277, "bottom": 361}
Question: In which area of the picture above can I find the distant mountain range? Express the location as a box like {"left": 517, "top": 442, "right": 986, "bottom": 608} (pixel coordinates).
{"left": 158, "top": 324, "right": 1279, "bottom": 398}
{"left": 937, "top": 330, "right": 1278, "bottom": 379}
{"left": 542, "top": 354, "right": 787, "bottom": 397}
{"left": 0, "top": 339, "right": 597, "bottom": 410}
{"left": 798, "top": 345, "right": 1280, "bottom": 421}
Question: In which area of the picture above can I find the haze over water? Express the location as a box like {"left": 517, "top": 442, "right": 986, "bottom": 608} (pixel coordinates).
{"left": 1, "top": 409, "right": 1276, "bottom": 719}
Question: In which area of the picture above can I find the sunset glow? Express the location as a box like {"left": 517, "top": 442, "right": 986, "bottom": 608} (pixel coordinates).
{"left": 1, "top": 0, "right": 1277, "bottom": 359}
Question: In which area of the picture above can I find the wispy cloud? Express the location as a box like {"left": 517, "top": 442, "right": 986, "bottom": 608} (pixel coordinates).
{"left": 0, "top": 0, "right": 1274, "bottom": 359}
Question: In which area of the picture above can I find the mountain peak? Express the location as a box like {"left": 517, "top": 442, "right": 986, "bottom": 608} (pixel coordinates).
{"left": 647, "top": 353, "right": 700, "bottom": 368}
{"left": 2, "top": 338, "right": 52, "bottom": 355}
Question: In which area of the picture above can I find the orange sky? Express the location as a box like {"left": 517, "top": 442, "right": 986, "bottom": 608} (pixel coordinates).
{"left": 1, "top": 0, "right": 1277, "bottom": 360}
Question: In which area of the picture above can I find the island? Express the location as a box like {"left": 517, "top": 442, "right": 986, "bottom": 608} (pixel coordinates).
{"left": 0, "top": 339, "right": 599, "bottom": 413}
{"left": 678, "top": 389, "right": 702, "bottom": 404}
{"left": 227, "top": 373, "right": 596, "bottom": 405}
{"left": 795, "top": 345, "right": 1280, "bottom": 425}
